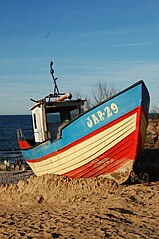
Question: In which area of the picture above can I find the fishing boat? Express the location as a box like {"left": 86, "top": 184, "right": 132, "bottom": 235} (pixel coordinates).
{"left": 17, "top": 61, "right": 150, "bottom": 184}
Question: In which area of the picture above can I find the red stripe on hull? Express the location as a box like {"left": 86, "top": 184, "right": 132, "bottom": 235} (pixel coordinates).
{"left": 61, "top": 107, "right": 147, "bottom": 182}
{"left": 62, "top": 131, "right": 137, "bottom": 179}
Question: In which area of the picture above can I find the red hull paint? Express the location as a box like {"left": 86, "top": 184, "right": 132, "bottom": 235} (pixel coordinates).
{"left": 62, "top": 131, "right": 136, "bottom": 178}
{"left": 62, "top": 107, "right": 146, "bottom": 179}
{"left": 18, "top": 140, "right": 31, "bottom": 149}
{"left": 62, "top": 107, "right": 145, "bottom": 179}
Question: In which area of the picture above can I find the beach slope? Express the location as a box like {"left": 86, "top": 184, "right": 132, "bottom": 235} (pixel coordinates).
{"left": 0, "top": 170, "right": 159, "bottom": 239}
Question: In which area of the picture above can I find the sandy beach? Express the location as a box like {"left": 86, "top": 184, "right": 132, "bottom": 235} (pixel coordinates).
{"left": 0, "top": 119, "right": 159, "bottom": 239}
{"left": 0, "top": 164, "right": 159, "bottom": 239}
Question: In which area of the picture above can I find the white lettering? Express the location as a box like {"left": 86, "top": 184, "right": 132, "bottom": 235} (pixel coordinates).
{"left": 91, "top": 114, "right": 100, "bottom": 125}
{"left": 97, "top": 110, "right": 105, "bottom": 121}
{"left": 111, "top": 103, "right": 118, "bottom": 114}
{"left": 86, "top": 117, "right": 93, "bottom": 128}
{"left": 104, "top": 106, "right": 113, "bottom": 118}
{"left": 86, "top": 102, "right": 119, "bottom": 128}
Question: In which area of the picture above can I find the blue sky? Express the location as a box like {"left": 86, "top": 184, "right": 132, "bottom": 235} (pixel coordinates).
{"left": 0, "top": 0, "right": 158, "bottom": 114}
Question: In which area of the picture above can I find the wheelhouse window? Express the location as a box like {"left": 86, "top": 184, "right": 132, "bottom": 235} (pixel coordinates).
{"left": 47, "top": 113, "right": 61, "bottom": 124}
{"left": 46, "top": 113, "right": 62, "bottom": 140}
{"left": 46, "top": 108, "right": 81, "bottom": 140}
{"left": 70, "top": 109, "right": 80, "bottom": 120}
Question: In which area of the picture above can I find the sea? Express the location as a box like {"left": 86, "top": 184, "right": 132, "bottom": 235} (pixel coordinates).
{"left": 0, "top": 115, "right": 33, "bottom": 164}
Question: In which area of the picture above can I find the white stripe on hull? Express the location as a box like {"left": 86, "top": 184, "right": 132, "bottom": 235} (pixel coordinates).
{"left": 28, "top": 113, "right": 137, "bottom": 176}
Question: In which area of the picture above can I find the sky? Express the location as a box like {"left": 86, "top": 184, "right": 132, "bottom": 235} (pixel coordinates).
{"left": 0, "top": 0, "right": 159, "bottom": 114}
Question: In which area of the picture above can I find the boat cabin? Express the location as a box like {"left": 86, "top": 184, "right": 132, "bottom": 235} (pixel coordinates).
{"left": 17, "top": 61, "right": 86, "bottom": 146}
{"left": 30, "top": 94, "right": 85, "bottom": 143}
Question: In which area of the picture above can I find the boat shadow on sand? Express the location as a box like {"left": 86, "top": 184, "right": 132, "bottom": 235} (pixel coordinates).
{"left": 133, "top": 149, "right": 159, "bottom": 183}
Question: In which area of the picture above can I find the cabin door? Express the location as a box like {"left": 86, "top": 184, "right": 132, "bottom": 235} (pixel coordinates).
{"left": 32, "top": 104, "right": 47, "bottom": 143}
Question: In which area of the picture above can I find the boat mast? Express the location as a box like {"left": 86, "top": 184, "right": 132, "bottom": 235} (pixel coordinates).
{"left": 50, "top": 61, "right": 60, "bottom": 96}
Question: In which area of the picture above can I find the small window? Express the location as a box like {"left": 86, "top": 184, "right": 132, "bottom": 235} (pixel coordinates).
{"left": 47, "top": 113, "right": 61, "bottom": 123}
{"left": 33, "top": 113, "right": 37, "bottom": 129}
{"left": 70, "top": 109, "right": 80, "bottom": 120}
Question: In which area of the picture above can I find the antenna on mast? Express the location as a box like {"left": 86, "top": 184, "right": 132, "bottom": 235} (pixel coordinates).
{"left": 50, "top": 61, "right": 60, "bottom": 96}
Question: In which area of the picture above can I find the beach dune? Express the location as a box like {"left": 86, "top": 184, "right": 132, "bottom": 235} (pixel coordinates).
{"left": 0, "top": 167, "right": 159, "bottom": 239}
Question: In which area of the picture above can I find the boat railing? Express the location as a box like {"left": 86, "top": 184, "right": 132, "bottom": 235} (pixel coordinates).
{"left": 17, "top": 128, "right": 33, "bottom": 139}
{"left": 17, "top": 129, "right": 25, "bottom": 139}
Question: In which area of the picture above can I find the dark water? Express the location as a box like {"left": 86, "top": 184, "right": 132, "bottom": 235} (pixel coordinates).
{"left": 0, "top": 115, "right": 33, "bottom": 163}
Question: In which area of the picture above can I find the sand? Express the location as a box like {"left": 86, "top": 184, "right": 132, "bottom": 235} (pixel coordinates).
{"left": 0, "top": 169, "right": 159, "bottom": 239}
